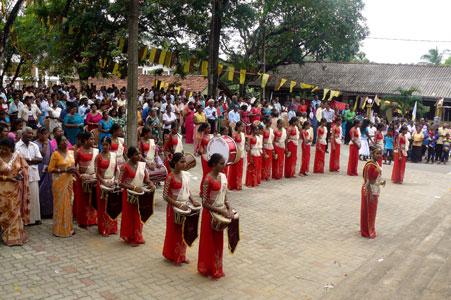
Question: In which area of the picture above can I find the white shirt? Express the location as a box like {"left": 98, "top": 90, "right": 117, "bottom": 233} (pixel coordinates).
{"left": 40, "top": 100, "right": 50, "bottom": 117}
{"left": 16, "top": 140, "right": 42, "bottom": 182}
{"left": 367, "top": 126, "right": 377, "bottom": 138}
{"left": 46, "top": 106, "right": 62, "bottom": 132}
{"left": 161, "top": 103, "right": 175, "bottom": 113}
{"left": 162, "top": 112, "right": 176, "bottom": 129}
{"left": 205, "top": 106, "right": 217, "bottom": 120}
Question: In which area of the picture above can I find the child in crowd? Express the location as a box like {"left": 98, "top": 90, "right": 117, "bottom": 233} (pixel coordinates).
{"left": 440, "top": 133, "right": 450, "bottom": 164}
{"left": 383, "top": 128, "right": 394, "bottom": 165}
{"left": 426, "top": 129, "right": 437, "bottom": 163}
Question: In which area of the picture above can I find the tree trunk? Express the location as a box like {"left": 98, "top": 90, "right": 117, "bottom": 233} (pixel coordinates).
{"left": 0, "top": 52, "right": 13, "bottom": 88}
{"left": 126, "top": 0, "right": 139, "bottom": 147}
{"left": 8, "top": 57, "right": 25, "bottom": 88}
{"left": 207, "top": 0, "right": 227, "bottom": 98}
{"left": 239, "top": 82, "right": 247, "bottom": 98}
{"left": 0, "top": 0, "right": 26, "bottom": 65}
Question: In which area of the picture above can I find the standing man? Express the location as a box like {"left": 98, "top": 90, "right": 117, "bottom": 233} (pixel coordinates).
{"left": 18, "top": 96, "right": 41, "bottom": 130}
{"left": 228, "top": 105, "right": 241, "bottom": 124}
{"left": 205, "top": 99, "right": 217, "bottom": 133}
{"left": 311, "top": 95, "right": 321, "bottom": 112}
{"left": 322, "top": 102, "right": 335, "bottom": 152}
{"left": 436, "top": 123, "right": 450, "bottom": 162}
{"left": 344, "top": 105, "right": 356, "bottom": 144}
{"left": 16, "top": 127, "right": 43, "bottom": 225}
{"left": 273, "top": 97, "right": 281, "bottom": 114}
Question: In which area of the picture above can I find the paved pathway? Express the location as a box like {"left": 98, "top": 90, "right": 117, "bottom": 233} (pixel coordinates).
{"left": 0, "top": 143, "right": 449, "bottom": 300}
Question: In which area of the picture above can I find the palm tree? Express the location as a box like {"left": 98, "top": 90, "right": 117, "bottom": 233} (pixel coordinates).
{"left": 382, "top": 87, "right": 425, "bottom": 118}
{"left": 420, "top": 47, "right": 448, "bottom": 65}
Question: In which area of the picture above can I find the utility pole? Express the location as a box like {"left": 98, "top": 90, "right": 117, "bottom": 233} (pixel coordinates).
{"left": 126, "top": 0, "right": 139, "bottom": 147}
{"left": 262, "top": 23, "right": 266, "bottom": 101}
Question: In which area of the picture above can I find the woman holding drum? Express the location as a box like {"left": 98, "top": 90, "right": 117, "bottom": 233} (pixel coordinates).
{"left": 140, "top": 127, "right": 166, "bottom": 184}
{"left": 74, "top": 132, "right": 98, "bottom": 228}
{"left": 198, "top": 122, "right": 213, "bottom": 195}
{"left": 285, "top": 117, "right": 300, "bottom": 178}
{"left": 256, "top": 124, "right": 264, "bottom": 184}
{"left": 313, "top": 118, "right": 328, "bottom": 174}
{"left": 198, "top": 153, "right": 234, "bottom": 279}
{"left": 119, "top": 147, "right": 156, "bottom": 246}
{"left": 110, "top": 124, "right": 126, "bottom": 170}
{"left": 228, "top": 121, "right": 246, "bottom": 190}
{"left": 299, "top": 121, "right": 313, "bottom": 176}
{"left": 163, "top": 153, "right": 201, "bottom": 266}
{"left": 347, "top": 120, "right": 361, "bottom": 176}
{"left": 329, "top": 117, "right": 342, "bottom": 172}
{"left": 246, "top": 125, "right": 260, "bottom": 187}
{"left": 272, "top": 119, "right": 286, "bottom": 179}
{"left": 164, "top": 123, "right": 183, "bottom": 171}
{"left": 262, "top": 117, "right": 274, "bottom": 181}
{"left": 95, "top": 137, "right": 118, "bottom": 237}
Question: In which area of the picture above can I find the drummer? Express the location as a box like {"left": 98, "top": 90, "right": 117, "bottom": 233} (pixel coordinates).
{"left": 246, "top": 125, "right": 260, "bottom": 187}
{"left": 163, "top": 152, "right": 201, "bottom": 266}
{"left": 110, "top": 124, "right": 126, "bottom": 170}
{"left": 95, "top": 137, "right": 118, "bottom": 237}
{"left": 164, "top": 122, "right": 183, "bottom": 171}
{"left": 198, "top": 122, "right": 213, "bottom": 196}
{"left": 139, "top": 127, "right": 164, "bottom": 184}
{"left": 198, "top": 153, "right": 233, "bottom": 279}
{"left": 219, "top": 126, "right": 230, "bottom": 177}
{"left": 119, "top": 147, "right": 156, "bottom": 247}
{"left": 228, "top": 121, "right": 246, "bottom": 190}
{"left": 74, "top": 132, "right": 98, "bottom": 229}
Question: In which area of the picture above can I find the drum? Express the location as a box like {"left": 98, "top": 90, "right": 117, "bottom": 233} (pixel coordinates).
{"left": 210, "top": 212, "right": 232, "bottom": 231}
{"left": 148, "top": 165, "right": 168, "bottom": 184}
{"left": 127, "top": 189, "right": 144, "bottom": 205}
{"left": 173, "top": 205, "right": 191, "bottom": 225}
{"left": 187, "top": 202, "right": 202, "bottom": 216}
{"left": 105, "top": 188, "right": 123, "bottom": 221}
{"left": 82, "top": 180, "right": 96, "bottom": 193}
{"left": 207, "top": 136, "right": 238, "bottom": 165}
{"left": 184, "top": 153, "right": 197, "bottom": 171}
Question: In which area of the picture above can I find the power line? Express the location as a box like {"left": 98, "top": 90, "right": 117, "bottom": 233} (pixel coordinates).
{"left": 367, "top": 37, "right": 451, "bottom": 43}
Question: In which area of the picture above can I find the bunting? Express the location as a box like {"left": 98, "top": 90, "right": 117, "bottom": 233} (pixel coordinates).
{"left": 228, "top": 66, "right": 235, "bottom": 82}
{"left": 141, "top": 46, "right": 148, "bottom": 60}
{"left": 158, "top": 50, "right": 167, "bottom": 66}
{"left": 322, "top": 89, "right": 330, "bottom": 100}
{"left": 218, "top": 64, "right": 223, "bottom": 76}
{"left": 164, "top": 51, "right": 172, "bottom": 67}
{"left": 261, "top": 74, "right": 270, "bottom": 88}
{"left": 328, "top": 90, "right": 340, "bottom": 101}
{"left": 289, "top": 81, "right": 296, "bottom": 93}
{"left": 149, "top": 48, "right": 157, "bottom": 63}
{"left": 118, "top": 38, "right": 125, "bottom": 53}
{"left": 300, "top": 83, "right": 313, "bottom": 89}
{"left": 361, "top": 96, "right": 369, "bottom": 109}
{"left": 374, "top": 94, "right": 380, "bottom": 106}
{"left": 201, "top": 61, "right": 208, "bottom": 76}
{"left": 311, "top": 86, "right": 319, "bottom": 92}
{"left": 275, "top": 78, "right": 287, "bottom": 91}
{"left": 353, "top": 96, "right": 360, "bottom": 111}
{"left": 239, "top": 69, "right": 246, "bottom": 84}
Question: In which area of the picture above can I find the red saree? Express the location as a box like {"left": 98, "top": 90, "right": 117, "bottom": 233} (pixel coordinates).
{"left": 228, "top": 133, "right": 244, "bottom": 190}
{"left": 119, "top": 164, "right": 145, "bottom": 244}
{"left": 162, "top": 174, "right": 187, "bottom": 264}
{"left": 300, "top": 130, "right": 311, "bottom": 175}
{"left": 198, "top": 176, "right": 224, "bottom": 279}
{"left": 75, "top": 148, "right": 97, "bottom": 227}
{"left": 272, "top": 129, "right": 285, "bottom": 179}
{"left": 347, "top": 127, "right": 360, "bottom": 176}
{"left": 262, "top": 129, "right": 273, "bottom": 180}
{"left": 313, "top": 127, "right": 326, "bottom": 173}
{"left": 391, "top": 136, "right": 407, "bottom": 183}
{"left": 246, "top": 137, "right": 259, "bottom": 187}
{"left": 329, "top": 125, "right": 341, "bottom": 172}
{"left": 361, "top": 162, "right": 380, "bottom": 238}
{"left": 284, "top": 126, "right": 298, "bottom": 178}
{"left": 199, "top": 134, "right": 212, "bottom": 196}
{"left": 96, "top": 155, "right": 118, "bottom": 236}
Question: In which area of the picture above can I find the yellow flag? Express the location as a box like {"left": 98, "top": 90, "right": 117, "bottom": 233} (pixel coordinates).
{"left": 149, "top": 48, "right": 157, "bottom": 63}
{"left": 228, "top": 66, "right": 235, "bottom": 81}
{"left": 300, "top": 83, "right": 313, "bottom": 89}
{"left": 141, "top": 46, "right": 148, "bottom": 60}
{"left": 353, "top": 96, "right": 359, "bottom": 111}
{"left": 159, "top": 50, "right": 167, "bottom": 65}
{"left": 183, "top": 60, "right": 190, "bottom": 73}
{"left": 280, "top": 78, "right": 287, "bottom": 89}
{"left": 362, "top": 96, "right": 368, "bottom": 109}
{"left": 375, "top": 94, "right": 380, "bottom": 106}
{"left": 112, "top": 63, "right": 119, "bottom": 76}
{"left": 189, "top": 91, "right": 193, "bottom": 99}
{"left": 311, "top": 86, "right": 319, "bottom": 92}
{"left": 240, "top": 69, "right": 246, "bottom": 84}
{"left": 218, "top": 64, "right": 223, "bottom": 76}
{"left": 322, "top": 89, "right": 330, "bottom": 100}
{"left": 328, "top": 90, "right": 340, "bottom": 101}
{"left": 164, "top": 52, "right": 172, "bottom": 67}
{"left": 68, "top": 26, "right": 74, "bottom": 35}
{"left": 164, "top": 82, "right": 169, "bottom": 88}
{"left": 176, "top": 86, "right": 181, "bottom": 94}
{"left": 118, "top": 38, "right": 125, "bottom": 53}
{"left": 2, "top": 0, "right": 5, "bottom": 15}
{"left": 201, "top": 61, "right": 208, "bottom": 76}
{"left": 289, "top": 81, "right": 296, "bottom": 93}
{"left": 261, "top": 74, "right": 269, "bottom": 88}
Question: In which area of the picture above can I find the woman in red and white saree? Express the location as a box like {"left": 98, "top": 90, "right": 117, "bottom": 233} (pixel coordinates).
{"left": 347, "top": 120, "right": 361, "bottom": 176}
{"left": 95, "top": 137, "right": 118, "bottom": 236}
{"left": 256, "top": 124, "right": 264, "bottom": 184}
{"left": 75, "top": 132, "right": 98, "bottom": 228}
{"left": 119, "top": 147, "right": 156, "bottom": 246}
{"left": 391, "top": 126, "right": 408, "bottom": 184}
{"left": 198, "top": 154, "right": 233, "bottom": 279}
{"left": 246, "top": 125, "right": 260, "bottom": 187}
{"left": 272, "top": 119, "right": 286, "bottom": 179}
{"left": 262, "top": 117, "right": 274, "bottom": 181}
{"left": 299, "top": 121, "right": 312, "bottom": 176}
{"left": 313, "top": 118, "right": 328, "bottom": 173}
{"left": 361, "top": 147, "right": 384, "bottom": 239}
{"left": 374, "top": 123, "right": 385, "bottom": 167}
{"left": 163, "top": 153, "right": 201, "bottom": 265}
{"left": 110, "top": 124, "right": 126, "bottom": 170}
{"left": 285, "top": 117, "right": 300, "bottom": 178}
{"left": 228, "top": 122, "right": 245, "bottom": 190}
{"left": 164, "top": 123, "right": 184, "bottom": 171}
{"left": 198, "top": 123, "right": 213, "bottom": 196}
{"left": 329, "top": 118, "right": 342, "bottom": 172}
